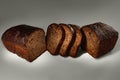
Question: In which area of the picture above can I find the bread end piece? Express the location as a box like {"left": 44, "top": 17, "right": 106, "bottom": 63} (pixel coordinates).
{"left": 81, "top": 22, "right": 119, "bottom": 58}
{"left": 2, "top": 24, "right": 46, "bottom": 62}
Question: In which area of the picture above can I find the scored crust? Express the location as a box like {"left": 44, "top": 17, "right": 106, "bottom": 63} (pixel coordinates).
{"left": 46, "top": 23, "right": 65, "bottom": 55}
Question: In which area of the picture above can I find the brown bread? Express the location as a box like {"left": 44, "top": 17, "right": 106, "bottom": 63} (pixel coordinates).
{"left": 2, "top": 22, "right": 119, "bottom": 61}
{"left": 2, "top": 24, "right": 46, "bottom": 62}
{"left": 59, "top": 23, "right": 73, "bottom": 57}
{"left": 81, "top": 22, "right": 118, "bottom": 58}
{"left": 46, "top": 23, "right": 65, "bottom": 55}
{"left": 69, "top": 24, "right": 82, "bottom": 57}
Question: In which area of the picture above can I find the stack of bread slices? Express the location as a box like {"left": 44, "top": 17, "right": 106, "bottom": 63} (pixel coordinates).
{"left": 47, "top": 23, "right": 82, "bottom": 58}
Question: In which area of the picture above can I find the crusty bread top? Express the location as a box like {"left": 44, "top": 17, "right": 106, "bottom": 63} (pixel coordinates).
{"left": 81, "top": 22, "right": 118, "bottom": 40}
{"left": 2, "top": 24, "right": 43, "bottom": 46}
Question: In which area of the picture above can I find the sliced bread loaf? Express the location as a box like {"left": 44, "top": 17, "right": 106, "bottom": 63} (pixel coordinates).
{"left": 81, "top": 22, "right": 118, "bottom": 58}
{"left": 2, "top": 24, "right": 46, "bottom": 62}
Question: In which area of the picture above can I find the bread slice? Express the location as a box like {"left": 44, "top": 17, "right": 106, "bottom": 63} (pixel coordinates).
{"left": 81, "top": 22, "right": 118, "bottom": 58}
{"left": 46, "top": 23, "right": 65, "bottom": 55}
{"left": 1, "top": 24, "right": 46, "bottom": 62}
{"left": 68, "top": 24, "right": 82, "bottom": 57}
{"left": 59, "top": 23, "right": 73, "bottom": 57}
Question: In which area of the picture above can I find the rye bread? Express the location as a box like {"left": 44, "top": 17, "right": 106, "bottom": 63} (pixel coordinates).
{"left": 2, "top": 24, "right": 46, "bottom": 62}
{"left": 68, "top": 24, "right": 82, "bottom": 57}
{"left": 46, "top": 23, "right": 65, "bottom": 55}
{"left": 81, "top": 22, "right": 118, "bottom": 58}
{"left": 59, "top": 23, "right": 73, "bottom": 57}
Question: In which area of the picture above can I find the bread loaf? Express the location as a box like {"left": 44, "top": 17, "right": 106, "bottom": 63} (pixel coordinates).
{"left": 2, "top": 24, "right": 46, "bottom": 62}
{"left": 81, "top": 22, "right": 118, "bottom": 58}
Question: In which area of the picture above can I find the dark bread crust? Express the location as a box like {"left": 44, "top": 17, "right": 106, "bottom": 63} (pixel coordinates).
{"left": 69, "top": 24, "right": 82, "bottom": 57}
{"left": 2, "top": 24, "right": 40, "bottom": 46}
{"left": 59, "top": 23, "right": 73, "bottom": 57}
{"left": 81, "top": 22, "right": 119, "bottom": 58}
{"left": 46, "top": 23, "right": 65, "bottom": 55}
{"left": 2, "top": 24, "right": 46, "bottom": 62}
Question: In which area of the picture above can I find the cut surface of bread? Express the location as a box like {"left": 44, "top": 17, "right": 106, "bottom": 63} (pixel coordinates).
{"left": 46, "top": 23, "right": 65, "bottom": 55}
{"left": 59, "top": 23, "right": 73, "bottom": 57}
{"left": 2, "top": 24, "right": 46, "bottom": 62}
{"left": 69, "top": 24, "right": 82, "bottom": 57}
{"left": 81, "top": 22, "right": 118, "bottom": 58}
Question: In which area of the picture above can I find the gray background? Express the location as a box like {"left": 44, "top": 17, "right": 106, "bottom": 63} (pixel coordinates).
{"left": 0, "top": 0, "right": 120, "bottom": 80}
